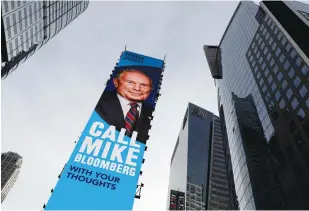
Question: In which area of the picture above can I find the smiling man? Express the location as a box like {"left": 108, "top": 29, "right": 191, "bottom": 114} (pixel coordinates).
{"left": 95, "top": 69, "right": 154, "bottom": 144}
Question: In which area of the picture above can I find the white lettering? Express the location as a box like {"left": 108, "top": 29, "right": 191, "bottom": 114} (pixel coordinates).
{"left": 102, "top": 125, "right": 116, "bottom": 141}
{"left": 117, "top": 128, "right": 128, "bottom": 145}
{"left": 101, "top": 141, "right": 111, "bottom": 159}
{"left": 86, "top": 157, "right": 94, "bottom": 165}
{"left": 110, "top": 162, "right": 117, "bottom": 171}
{"left": 89, "top": 122, "right": 104, "bottom": 137}
{"left": 129, "top": 167, "right": 135, "bottom": 176}
{"left": 99, "top": 160, "right": 110, "bottom": 169}
{"left": 93, "top": 158, "right": 101, "bottom": 167}
{"left": 79, "top": 136, "right": 102, "bottom": 156}
{"left": 116, "top": 164, "right": 123, "bottom": 173}
{"left": 74, "top": 153, "right": 82, "bottom": 162}
{"left": 110, "top": 144, "right": 126, "bottom": 163}
{"left": 129, "top": 132, "right": 140, "bottom": 148}
{"left": 126, "top": 148, "right": 140, "bottom": 167}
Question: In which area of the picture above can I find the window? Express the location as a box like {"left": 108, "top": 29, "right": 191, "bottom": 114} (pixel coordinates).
{"left": 274, "top": 27, "right": 278, "bottom": 35}
{"left": 254, "top": 46, "right": 258, "bottom": 54}
{"left": 280, "top": 54, "right": 285, "bottom": 63}
{"left": 268, "top": 75, "right": 273, "bottom": 84}
{"left": 263, "top": 28, "right": 267, "bottom": 35}
{"left": 276, "top": 48, "right": 281, "bottom": 56}
{"left": 281, "top": 37, "right": 287, "bottom": 45}
{"left": 277, "top": 72, "right": 283, "bottom": 81}
{"left": 282, "top": 80, "right": 288, "bottom": 90}
{"left": 296, "top": 56, "right": 302, "bottom": 67}
{"left": 259, "top": 57, "right": 263, "bottom": 64}
{"left": 299, "top": 85, "right": 308, "bottom": 97}
{"left": 254, "top": 66, "right": 258, "bottom": 73}
{"left": 266, "top": 32, "right": 270, "bottom": 40}
{"left": 287, "top": 89, "right": 293, "bottom": 99}
{"left": 275, "top": 91, "right": 281, "bottom": 100}
{"left": 269, "top": 37, "right": 273, "bottom": 45}
{"left": 262, "top": 85, "right": 267, "bottom": 92}
{"left": 264, "top": 47, "right": 268, "bottom": 55}
{"left": 297, "top": 109, "right": 305, "bottom": 118}
{"left": 257, "top": 51, "right": 261, "bottom": 58}
{"left": 270, "top": 59, "right": 275, "bottom": 67}
{"left": 284, "top": 60, "right": 290, "bottom": 70}
{"left": 267, "top": 52, "right": 271, "bottom": 61}
{"left": 291, "top": 98, "right": 299, "bottom": 109}
{"left": 271, "top": 83, "right": 276, "bottom": 91}
{"left": 306, "top": 98, "right": 309, "bottom": 108}
{"left": 265, "top": 68, "right": 270, "bottom": 76}
{"left": 273, "top": 64, "right": 279, "bottom": 73}
{"left": 301, "top": 65, "right": 309, "bottom": 75}
{"left": 257, "top": 72, "right": 261, "bottom": 80}
{"left": 262, "top": 62, "right": 266, "bottom": 70}
{"left": 272, "top": 42, "right": 277, "bottom": 50}
{"left": 290, "top": 49, "right": 297, "bottom": 59}
{"left": 278, "top": 31, "right": 283, "bottom": 40}
{"left": 286, "top": 43, "right": 292, "bottom": 52}
{"left": 259, "top": 78, "right": 264, "bottom": 86}
{"left": 294, "top": 76, "right": 301, "bottom": 88}
{"left": 288, "top": 68, "right": 295, "bottom": 78}
{"left": 261, "top": 42, "right": 265, "bottom": 50}
{"left": 279, "top": 99, "right": 286, "bottom": 109}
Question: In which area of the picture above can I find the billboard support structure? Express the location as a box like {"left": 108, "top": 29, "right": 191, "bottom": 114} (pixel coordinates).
{"left": 43, "top": 50, "right": 165, "bottom": 210}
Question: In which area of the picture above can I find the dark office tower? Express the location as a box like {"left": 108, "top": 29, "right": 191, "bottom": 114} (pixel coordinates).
{"left": 1, "top": 0, "right": 89, "bottom": 79}
{"left": 167, "top": 103, "right": 232, "bottom": 210}
{"left": 204, "top": 0, "right": 309, "bottom": 209}
{"left": 1, "top": 151, "right": 22, "bottom": 203}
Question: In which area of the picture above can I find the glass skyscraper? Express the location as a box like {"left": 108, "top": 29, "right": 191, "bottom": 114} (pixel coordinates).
{"left": 1, "top": 151, "right": 23, "bottom": 203}
{"left": 204, "top": 1, "right": 309, "bottom": 209}
{"left": 167, "top": 103, "right": 236, "bottom": 210}
{"left": 1, "top": 0, "right": 89, "bottom": 79}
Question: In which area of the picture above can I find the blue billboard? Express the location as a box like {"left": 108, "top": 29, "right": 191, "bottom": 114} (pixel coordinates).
{"left": 44, "top": 51, "right": 164, "bottom": 210}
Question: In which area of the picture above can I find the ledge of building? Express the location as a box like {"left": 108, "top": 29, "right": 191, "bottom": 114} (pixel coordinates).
{"left": 203, "top": 45, "right": 223, "bottom": 79}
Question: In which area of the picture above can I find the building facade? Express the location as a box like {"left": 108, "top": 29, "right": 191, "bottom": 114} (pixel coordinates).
{"left": 1, "top": 151, "right": 23, "bottom": 203}
{"left": 1, "top": 0, "right": 89, "bottom": 79}
{"left": 204, "top": 0, "right": 309, "bottom": 209}
{"left": 167, "top": 103, "right": 235, "bottom": 210}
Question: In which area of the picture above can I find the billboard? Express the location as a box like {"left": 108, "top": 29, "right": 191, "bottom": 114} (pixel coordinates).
{"left": 44, "top": 50, "right": 164, "bottom": 210}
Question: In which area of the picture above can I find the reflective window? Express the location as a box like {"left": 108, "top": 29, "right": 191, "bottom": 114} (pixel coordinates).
{"left": 262, "top": 85, "right": 267, "bottom": 92}
{"left": 276, "top": 48, "right": 281, "bottom": 56}
{"left": 279, "top": 99, "right": 286, "bottom": 109}
{"left": 269, "top": 37, "right": 273, "bottom": 45}
{"left": 296, "top": 56, "right": 302, "bottom": 67}
{"left": 275, "top": 91, "right": 281, "bottom": 100}
{"left": 262, "top": 62, "right": 266, "bottom": 70}
{"left": 286, "top": 43, "right": 292, "bottom": 52}
{"left": 273, "top": 64, "right": 279, "bottom": 73}
{"left": 265, "top": 68, "right": 269, "bottom": 77}
{"left": 278, "top": 31, "right": 283, "bottom": 40}
{"left": 297, "top": 109, "right": 305, "bottom": 118}
{"left": 266, "top": 32, "right": 270, "bottom": 40}
{"left": 287, "top": 89, "right": 293, "bottom": 99}
{"left": 261, "top": 42, "right": 265, "bottom": 50}
{"left": 267, "top": 52, "right": 271, "bottom": 61}
{"left": 272, "top": 42, "right": 277, "bottom": 50}
{"left": 259, "top": 78, "right": 264, "bottom": 86}
{"left": 294, "top": 76, "right": 301, "bottom": 88}
{"left": 290, "top": 49, "right": 297, "bottom": 59}
{"left": 301, "top": 65, "right": 308, "bottom": 75}
{"left": 282, "top": 80, "right": 288, "bottom": 90}
{"left": 263, "top": 28, "right": 267, "bottom": 35}
{"left": 277, "top": 72, "right": 283, "bottom": 81}
{"left": 259, "top": 57, "right": 263, "bottom": 64}
{"left": 288, "top": 68, "right": 295, "bottom": 78}
{"left": 299, "top": 85, "right": 308, "bottom": 97}
{"left": 271, "top": 83, "right": 277, "bottom": 91}
{"left": 254, "top": 46, "right": 258, "bottom": 54}
{"left": 270, "top": 59, "right": 275, "bottom": 67}
{"left": 268, "top": 75, "right": 273, "bottom": 84}
{"left": 264, "top": 47, "right": 268, "bottom": 55}
{"left": 291, "top": 98, "right": 299, "bottom": 109}
{"left": 306, "top": 98, "right": 309, "bottom": 108}
{"left": 281, "top": 37, "right": 287, "bottom": 45}
{"left": 284, "top": 60, "right": 290, "bottom": 70}
{"left": 274, "top": 27, "right": 278, "bottom": 35}
{"left": 279, "top": 54, "right": 285, "bottom": 63}
{"left": 257, "top": 72, "right": 261, "bottom": 80}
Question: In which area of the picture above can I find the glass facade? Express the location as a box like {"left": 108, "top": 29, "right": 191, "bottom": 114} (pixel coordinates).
{"left": 1, "top": 0, "right": 89, "bottom": 78}
{"left": 205, "top": 1, "right": 309, "bottom": 209}
{"left": 167, "top": 103, "right": 233, "bottom": 210}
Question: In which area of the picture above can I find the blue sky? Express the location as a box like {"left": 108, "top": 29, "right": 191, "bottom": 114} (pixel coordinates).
{"left": 1, "top": 1, "right": 239, "bottom": 210}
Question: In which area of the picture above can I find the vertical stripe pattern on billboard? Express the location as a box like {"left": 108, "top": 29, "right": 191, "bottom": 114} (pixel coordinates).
{"left": 44, "top": 51, "right": 164, "bottom": 210}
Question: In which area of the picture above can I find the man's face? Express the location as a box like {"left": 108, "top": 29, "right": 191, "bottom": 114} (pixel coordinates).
{"left": 113, "top": 70, "right": 152, "bottom": 102}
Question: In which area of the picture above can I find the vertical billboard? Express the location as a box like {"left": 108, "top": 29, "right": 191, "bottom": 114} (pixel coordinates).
{"left": 44, "top": 51, "right": 164, "bottom": 210}
{"left": 170, "top": 190, "right": 185, "bottom": 210}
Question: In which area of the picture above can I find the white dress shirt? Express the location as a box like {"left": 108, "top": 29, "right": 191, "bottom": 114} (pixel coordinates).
{"left": 117, "top": 94, "right": 142, "bottom": 118}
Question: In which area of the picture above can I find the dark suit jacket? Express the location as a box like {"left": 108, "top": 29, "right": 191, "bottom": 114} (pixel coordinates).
{"left": 94, "top": 90, "right": 153, "bottom": 144}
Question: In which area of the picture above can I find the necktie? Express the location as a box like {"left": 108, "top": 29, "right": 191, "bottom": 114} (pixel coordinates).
{"left": 125, "top": 103, "right": 139, "bottom": 136}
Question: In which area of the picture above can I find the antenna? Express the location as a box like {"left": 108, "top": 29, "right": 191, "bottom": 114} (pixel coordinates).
{"left": 164, "top": 53, "right": 167, "bottom": 61}
{"left": 125, "top": 45, "right": 127, "bottom": 51}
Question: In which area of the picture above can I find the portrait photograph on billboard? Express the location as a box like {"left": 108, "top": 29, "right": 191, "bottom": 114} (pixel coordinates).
{"left": 44, "top": 51, "right": 164, "bottom": 210}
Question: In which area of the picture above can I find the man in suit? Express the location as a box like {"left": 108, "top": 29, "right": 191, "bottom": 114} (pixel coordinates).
{"left": 95, "top": 68, "right": 154, "bottom": 144}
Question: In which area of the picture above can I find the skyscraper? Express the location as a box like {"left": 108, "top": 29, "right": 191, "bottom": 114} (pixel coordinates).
{"left": 1, "top": 0, "right": 89, "bottom": 79}
{"left": 204, "top": 1, "right": 309, "bottom": 209}
{"left": 167, "top": 103, "right": 235, "bottom": 210}
{"left": 1, "top": 151, "right": 23, "bottom": 203}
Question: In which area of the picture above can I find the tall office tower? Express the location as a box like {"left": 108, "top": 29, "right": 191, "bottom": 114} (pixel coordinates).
{"left": 204, "top": 1, "right": 309, "bottom": 209}
{"left": 167, "top": 103, "right": 235, "bottom": 210}
{"left": 1, "top": 0, "right": 89, "bottom": 79}
{"left": 1, "top": 151, "right": 23, "bottom": 203}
